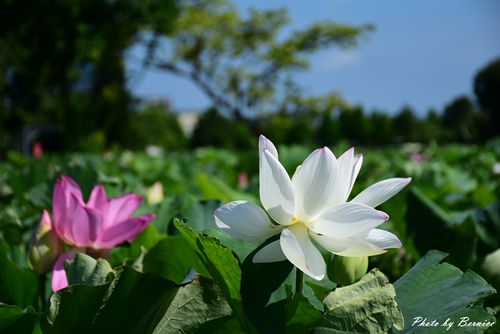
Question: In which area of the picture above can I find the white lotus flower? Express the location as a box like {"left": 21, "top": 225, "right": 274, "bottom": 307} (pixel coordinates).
{"left": 214, "top": 135, "right": 411, "bottom": 280}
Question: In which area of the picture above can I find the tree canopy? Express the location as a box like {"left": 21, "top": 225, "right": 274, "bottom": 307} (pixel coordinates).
{"left": 0, "top": 0, "right": 177, "bottom": 150}
{"left": 148, "top": 0, "right": 373, "bottom": 119}
{"left": 474, "top": 57, "right": 500, "bottom": 138}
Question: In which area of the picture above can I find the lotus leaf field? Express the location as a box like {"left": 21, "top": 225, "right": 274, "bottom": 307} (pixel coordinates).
{"left": 0, "top": 139, "right": 499, "bottom": 333}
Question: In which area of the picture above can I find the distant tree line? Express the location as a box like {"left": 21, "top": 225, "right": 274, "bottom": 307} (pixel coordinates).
{"left": 0, "top": 0, "right": 498, "bottom": 155}
{"left": 189, "top": 80, "right": 499, "bottom": 150}
{"left": 189, "top": 56, "right": 500, "bottom": 149}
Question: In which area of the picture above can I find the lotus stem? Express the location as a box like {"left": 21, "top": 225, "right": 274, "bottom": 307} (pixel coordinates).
{"left": 39, "top": 273, "right": 46, "bottom": 311}
{"left": 295, "top": 268, "right": 303, "bottom": 294}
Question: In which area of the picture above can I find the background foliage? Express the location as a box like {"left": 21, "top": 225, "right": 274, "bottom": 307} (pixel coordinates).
{"left": 0, "top": 140, "right": 498, "bottom": 332}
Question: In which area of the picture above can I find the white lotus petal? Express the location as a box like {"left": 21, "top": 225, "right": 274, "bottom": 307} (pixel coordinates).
{"left": 260, "top": 150, "right": 295, "bottom": 225}
{"left": 259, "top": 135, "right": 278, "bottom": 159}
{"left": 350, "top": 154, "right": 363, "bottom": 196}
{"left": 312, "top": 232, "right": 387, "bottom": 256}
{"left": 253, "top": 240, "right": 287, "bottom": 263}
{"left": 351, "top": 177, "right": 412, "bottom": 208}
{"left": 291, "top": 147, "right": 338, "bottom": 222}
{"left": 312, "top": 228, "right": 401, "bottom": 256}
{"left": 363, "top": 229, "right": 402, "bottom": 249}
{"left": 331, "top": 148, "right": 354, "bottom": 205}
{"left": 280, "top": 224, "right": 325, "bottom": 280}
{"left": 214, "top": 200, "right": 282, "bottom": 241}
{"left": 331, "top": 149, "right": 364, "bottom": 206}
{"left": 310, "top": 203, "right": 389, "bottom": 239}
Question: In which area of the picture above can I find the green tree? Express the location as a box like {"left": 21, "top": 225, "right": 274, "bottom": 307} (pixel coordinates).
{"left": 149, "top": 0, "right": 372, "bottom": 119}
{"left": 274, "top": 92, "right": 347, "bottom": 146}
{"left": 393, "top": 106, "right": 418, "bottom": 143}
{"left": 316, "top": 110, "right": 341, "bottom": 147}
{"left": 474, "top": 57, "right": 500, "bottom": 138}
{"left": 128, "top": 104, "right": 187, "bottom": 151}
{"left": 442, "top": 96, "right": 477, "bottom": 142}
{"left": 368, "top": 112, "right": 394, "bottom": 145}
{"left": 418, "top": 109, "right": 443, "bottom": 143}
{"left": 338, "top": 106, "right": 370, "bottom": 144}
{"left": 0, "top": 0, "right": 177, "bottom": 151}
{"left": 191, "top": 107, "right": 253, "bottom": 149}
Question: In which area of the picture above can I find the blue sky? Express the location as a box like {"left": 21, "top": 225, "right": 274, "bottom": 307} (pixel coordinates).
{"left": 126, "top": 0, "right": 500, "bottom": 116}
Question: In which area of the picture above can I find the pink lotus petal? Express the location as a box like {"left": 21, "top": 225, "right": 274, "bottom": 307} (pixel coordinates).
{"left": 52, "top": 180, "right": 67, "bottom": 240}
{"left": 97, "top": 214, "right": 155, "bottom": 249}
{"left": 51, "top": 250, "right": 77, "bottom": 292}
{"left": 69, "top": 194, "right": 103, "bottom": 247}
{"left": 40, "top": 210, "right": 52, "bottom": 230}
{"left": 69, "top": 196, "right": 90, "bottom": 246}
{"left": 85, "top": 207, "right": 103, "bottom": 244}
{"left": 52, "top": 180, "right": 78, "bottom": 245}
{"left": 60, "top": 175, "right": 84, "bottom": 204}
{"left": 104, "top": 193, "right": 143, "bottom": 227}
{"left": 52, "top": 175, "right": 86, "bottom": 245}
{"left": 87, "top": 185, "right": 107, "bottom": 212}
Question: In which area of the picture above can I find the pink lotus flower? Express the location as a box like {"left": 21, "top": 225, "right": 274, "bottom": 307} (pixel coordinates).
{"left": 48, "top": 175, "right": 155, "bottom": 291}
{"left": 410, "top": 152, "right": 425, "bottom": 162}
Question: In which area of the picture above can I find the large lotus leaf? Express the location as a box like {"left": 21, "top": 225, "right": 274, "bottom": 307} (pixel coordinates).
{"left": 194, "top": 315, "right": 245, "bottom": 334}
{"left": 179, "top": 198, "right": 262, "bottom": 262}
{"left": 393, "top": 250, "right": 496, "bottom": 334}
{"left": 204, "top": 228, "right": 260, "bottom": 262}
{"left": 143, "top": 235, "right": 210, "bottom": 283}
{"left": 43, "top": 284, "right": 108, "bottom": 334}
{"left": 0, "top": 241, "right": 39, "bottom": 308}
{"left": 65, "top": 253, "right": 113, "bottom": 286}
{"left": 285, "top": 292, "right": 322, "bottom": 334}
{"left": 303, "top": 276, "right": 336, "bottom": 310}
{"left": 240, "top": 238, "right": 294, "bottom": 334}
{"left": 0, "top": 303, "right": 38, "bottom": 334}
{"left": 184, "top": 200, "right": 221, "bottom": 232}
{"left": 174, "top": 219, "right": 253, "bottom": 332}
{"left": 471, "top": 202, "right": 500, "bottom": 254}
{"left": 196, "top": 172, "right": 255, "bottom": 202}
{"left": 110, "top": 225, "right": 164, "bottom": 267}
{"left": 313, "top": 269, "right": 404, "bottom": 334}
{"left": 151, "top": 194, "right": 199, "bottom": 233}
{"left": 42, "top": 267, "right": 232, "bottom": 334}
{"left": 144, "top": 276, "right": 233, "bottom": 334}
{"left": 406, "top": 187, "right": 454, "bottom": 254}
{"left": 406, "top": 188, "right": 481, "bottom": 269}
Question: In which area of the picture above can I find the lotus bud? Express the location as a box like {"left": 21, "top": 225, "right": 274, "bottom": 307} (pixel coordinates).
{"left": 329, "top": 255, "right": 368, "bottom": 286}
{"left": 28, "top": 210, "right": 62, "bottom": 274}
{"left": 32, "top": 141, "right": 44, "bottom": 159}
{"left": 238, "top": 172, "right": 249, "bottom": 189}
{"left": 147, "top": 181, "right": 164, "bottom": 205}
